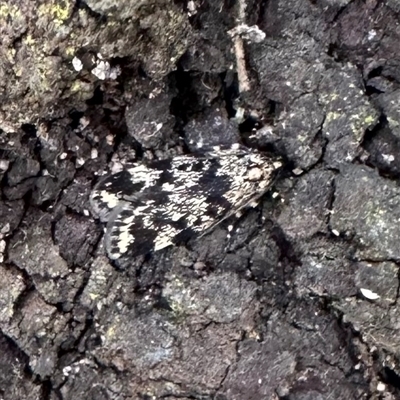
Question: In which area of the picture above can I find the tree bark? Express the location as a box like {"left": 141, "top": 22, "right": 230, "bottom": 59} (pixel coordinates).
{"left": 0, "top": 0, "right": 399, "bottom": 399}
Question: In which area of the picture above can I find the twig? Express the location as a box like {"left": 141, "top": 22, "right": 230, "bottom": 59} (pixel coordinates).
{"left": 229, "top": 0, "right": 266, "bottom": 93}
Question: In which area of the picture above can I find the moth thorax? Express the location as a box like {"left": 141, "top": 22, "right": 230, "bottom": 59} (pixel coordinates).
{"left": 247, "top": 167, "right": 264, "bottom": 181}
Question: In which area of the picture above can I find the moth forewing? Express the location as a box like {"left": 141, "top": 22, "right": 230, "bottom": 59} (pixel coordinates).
{"left": 90, "top": 146, "right": 282, "bottom": 261}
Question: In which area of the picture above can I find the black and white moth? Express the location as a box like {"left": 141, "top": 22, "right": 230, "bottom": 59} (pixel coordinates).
{"left": 90, "top": 145, "right": 281, "bottom": 261}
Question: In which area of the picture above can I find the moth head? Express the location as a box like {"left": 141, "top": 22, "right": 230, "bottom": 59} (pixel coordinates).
{"left": 247, "top": 158, "right": 282, "bottom": 189}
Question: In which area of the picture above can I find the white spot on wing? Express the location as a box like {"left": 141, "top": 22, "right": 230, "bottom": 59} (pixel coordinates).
{"left": 98, "top": 191, "right": 119, "bottom": 209}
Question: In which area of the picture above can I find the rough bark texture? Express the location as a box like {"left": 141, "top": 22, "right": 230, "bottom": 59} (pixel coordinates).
{"left": 0, "top": 0, "right": 400, "bottom": 399}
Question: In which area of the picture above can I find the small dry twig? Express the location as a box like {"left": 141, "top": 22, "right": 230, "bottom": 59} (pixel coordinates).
{"left": 229, "top": 0, "right": 266, "bottom": 93}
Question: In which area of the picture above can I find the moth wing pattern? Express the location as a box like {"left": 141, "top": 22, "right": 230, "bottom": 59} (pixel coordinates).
{"left": 90, "top": 161, "right": 168, "bottom": 222}
{"left": 90, "top": 146, "right": 281, "bottom": 260}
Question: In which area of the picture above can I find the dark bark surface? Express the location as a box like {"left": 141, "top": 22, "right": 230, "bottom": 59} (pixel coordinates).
{"left": 0, "top": 0, "right": 399, "bottom": 399}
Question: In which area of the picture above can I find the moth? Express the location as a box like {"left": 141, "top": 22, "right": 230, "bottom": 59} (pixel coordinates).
{"left": 90, "top": 145, "right": 281, "bottom": 261}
